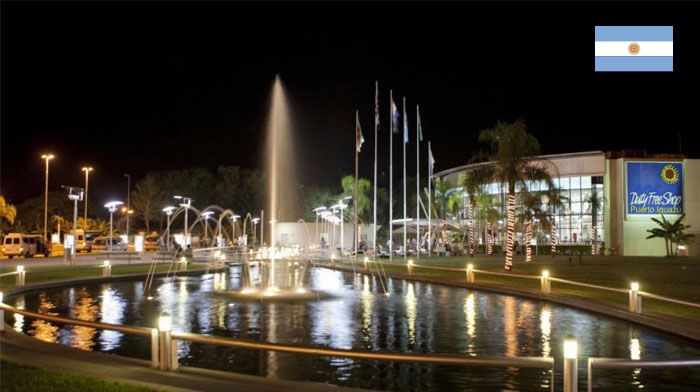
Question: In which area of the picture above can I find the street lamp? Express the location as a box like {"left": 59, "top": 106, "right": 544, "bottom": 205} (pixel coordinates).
{"left": 201, "top": 211, "right": 214, "bottom": 243}
{"left": 231, "top": 214, "right": 241, "bottom": 244}
{"left": 162, "top": 206, "right": 176, "bottom": 250}
{"left": 313, "top": 206, "right": 327, "bottom": 246}
{"left": 62, "top": 186, "right": 84, "bottom": 261}
{"left": 104, "top": 201, "right": 124, "bottom": 252}
{"left": 174, "top": 196, "right": 192, "bottom": 247}
{"left": 81, "top": 167, "right": 93, "bottom": 228}
{"left": 251, "top": 217, "right": 260, "bottom": 248}
{"left": 41, "top": 153, "right": 55, "bottom": 241}
{"left": 124, "top": 174, "right": 131, "bottom": 242}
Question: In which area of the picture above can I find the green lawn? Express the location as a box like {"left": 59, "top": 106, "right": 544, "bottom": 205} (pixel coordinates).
{"left": 0, "top": 263, "right": 209, "bottom": 288}
{"left": 338, "top": 254, "right": 700, "bottom": 319}
{"left": 0, "top": 361, "right": 161, "bottom": 392}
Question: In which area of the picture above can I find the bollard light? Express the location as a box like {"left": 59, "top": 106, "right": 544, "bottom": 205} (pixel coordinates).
{"left": 0, "top": 291, "right": 3, "bottom": 303}
{"left": 542, "top": 270, "right": 549, "bottom": 278}
{"left": 630, "top": 282, "right": 639, "bottom": 291}
{"left": 541, "top": 270, "right": 551, "bottom": 294}
{"left": 466, "top": 263, "right": 475, "bottom": 283}
{"left": 103, "top": 260, "right": 111, "bottom": 267}
{"left": 159, "top": 312, "right": 172, "bottom": 332}
{"left": 564, "top": 336, "right": 577, "bottom": 358}
{"left": 467, "top": 263, "right": 473, "bottom": 271}
{"left": 16, "top": 265, "right": 24, "bottom": 273}
{"left": 629, "top": 282, "right": 642, "bottom": 313}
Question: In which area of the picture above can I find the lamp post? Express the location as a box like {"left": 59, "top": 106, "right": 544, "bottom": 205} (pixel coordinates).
{"left": 41, "top": 153, "right": 55, "bottom": 241}
{"left": 202, "top": 211, "right": 214, "bottom": 244}
{"left": 104, "top": 201, "right": 124, "bottom": 252}
{"left": 124, "top": 174, "right": 131, "bottom": 242}
{"left": 174, "top": 196, "right": 192, "bottom": 248}
{"left": 251, "top": 217, "right": 260, "bottom": 248}
{"left": 81, "top": 167, "right": 93, "bottom": 228}
{"left": 232, "top": 214, "right": 241, "bottom": 245}
{"left": 62, "top": 186, "right": 84, "bottom": 262}
{"left": 162, "top": 206, "right": 176, "bottom": 250}
{"left": 313, "top": 206, "right": 327, "bottom": 246}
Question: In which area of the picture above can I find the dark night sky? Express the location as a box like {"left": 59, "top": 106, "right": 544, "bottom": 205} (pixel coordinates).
{"left": 2, "top": 1, "right": 699, "bottom": 205}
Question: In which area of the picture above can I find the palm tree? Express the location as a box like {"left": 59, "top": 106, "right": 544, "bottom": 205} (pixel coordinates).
{"left": 432, "top": 179, "right": 454, "bottom": 220}
{"left": 479, "top": 120, "right": 557, "bottom": 271}
{"left": 518, "top": 190, "right": 554, "bottom": 262}
{"left": 584, "top": 190, "right": 604, "bottom": 255}
{"left": 340, "top": 175, "right": 372, "bottom": 222}
{"left": 459, "top": 169, "right": 489, "bottom": 257}
{"left": 0, "top": 195, "right": 17, "bottom": 234}
{"left": 646, "top": 214, "right": 695, "bottom": 256}
{"left": 475, "top": 193, "right": 499, "bottom": 255}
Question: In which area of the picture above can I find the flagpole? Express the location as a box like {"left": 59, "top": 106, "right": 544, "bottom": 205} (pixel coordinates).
{"left": 373, "top": 81, "right": 378, "bottom": 261}
{"left": 389, "top": 90, "right": 393, "bottom": 262}
{"left": 402, "top": 97, "right": 407, "bottom": 262}
{"left": 428, "top": 141, "right": 432, "bottom": 257}
{"left": 416, "top": 105, "right": 420, "bottom": 260}
{"left": 354, "top": 110, "right": 360, "bottom": 263}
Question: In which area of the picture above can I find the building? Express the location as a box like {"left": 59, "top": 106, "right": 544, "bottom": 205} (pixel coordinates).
{"left": 434, "top": 151, "right": 699, "bottom": 257}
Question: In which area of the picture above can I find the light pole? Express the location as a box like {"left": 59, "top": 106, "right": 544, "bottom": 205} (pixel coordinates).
{"left": 41, "top": 153, "right": 55, "bottom": 241}
{"left": 124, "top": 174, "right": 131, "bottom": 242}
{"left": 232, "top": 214, "right": 241, "bottom": 245}
{"left": 81, "top": 167, "right": 93, "bottom": 228}
{"left": 162, "top": 206, "right": 176, "bottom": 250}
{"left": 174, "top": 196, "right": 192, "bottom": 248}
{"left": 104, "top": 201, "right": 124, "bottom": 252}
{"left": 313, "top": 206, "right": 327, "bottom": 246}
{"left": 62, "top": 186, "right": 84, "bottom": 262}
{"left": 202, "top": 211, "right": 214, "bottom": 244}
{"left": 251, "top": 217, "right": 260, "bottom": 248}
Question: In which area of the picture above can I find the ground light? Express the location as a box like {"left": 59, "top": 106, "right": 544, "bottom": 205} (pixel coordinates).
{"left": 563, "top": 335, "right": 578, "bottom": 392}
{"left": 630, "top": 282, "right": 641, "bottom": 313}
{"left": 466, "top": 263, "right": 474, "bottom": 283}
{"left": 159, "top": 312, "right": 172, "bottom": 332}
{"left": 541, "top": 270, "right": 551, "bottom": 294}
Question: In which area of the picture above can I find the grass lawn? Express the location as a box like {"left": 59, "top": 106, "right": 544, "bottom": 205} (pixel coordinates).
{"left": 338, "top": 254, "right": 700, "bottom": 319}
{"left": 0, "top": 361, "right": 161, "bottom": 392}
{"left": 0, "top": 263, "right": 209, "bottom": 289}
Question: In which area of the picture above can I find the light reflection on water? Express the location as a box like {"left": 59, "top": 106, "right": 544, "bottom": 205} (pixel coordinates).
{"left": 6, "top": 266, "right": 700, "bottom": 391}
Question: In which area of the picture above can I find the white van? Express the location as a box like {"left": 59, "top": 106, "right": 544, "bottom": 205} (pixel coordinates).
{"left": 2, "top": 233, "right": 51, "bottom": 258}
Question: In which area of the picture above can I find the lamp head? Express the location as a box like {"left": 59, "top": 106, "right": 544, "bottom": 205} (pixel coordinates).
{"left": 158, "top": 312, "right": 172, "bottom": 332}
{"left": 564, "top": 335, "right": 578, "bottom": 359}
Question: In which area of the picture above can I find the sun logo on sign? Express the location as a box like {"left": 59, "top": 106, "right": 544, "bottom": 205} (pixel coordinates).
{"left": 661, "top": 164, "right": 680, "bottom": 184}
{"left": 628, "top": 43, "right": 640, "bottom": 55}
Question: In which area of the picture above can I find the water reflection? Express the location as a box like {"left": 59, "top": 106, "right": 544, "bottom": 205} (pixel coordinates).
{"left": 540, "top": 306, "right": 552, "bottom": 358}
{"left": 464, "top": 292, "right": 476, "bottom": 356}
{"left": 13, "top": 296, "right": 25, "bottom": 333}
{"left": 405, "top": 282, "right": 417, "bottom": 346}
{"left": 70, "top": 288, "right": 99, "bottom": 351}
{"left": 99, "top": 285, "right": 126, "bottom": 351}
{"left": 31, "top": 293, "right": 59, "bottom": 344}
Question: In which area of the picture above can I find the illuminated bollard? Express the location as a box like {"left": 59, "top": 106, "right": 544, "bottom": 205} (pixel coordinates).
{"left": 541, "top": 270, "right": 551, "bottom": 294}
{"left": 629, "top": 282, "right": 642, "bottom": 313}
{"left": 179, "top": 257, "right": 187, "bottom": 272}
{"left": 331, "top": 254, "right": 336, "bottom": 269}
{"left": 158, "top": 312, "right": 172, "bottom": 370}
{"left": 16, "top": 265, "right": 25, "bottom": 286}
{"left": 363, "top": 256, "right": 369, "bottom": 272}
{"left": 563, "top": 335, "right": 578, "bottom": 392}
{"left": 407, "top": 259, "right": 413, "bottom": 277}
{"left": 150, "top": 328, "right": 159, "bottom": 368}
{"left": 102, "top": 260, "right": 112, "bottom": 277}
{"left": 466, "top": 263, "right": 474, "bottom": 284}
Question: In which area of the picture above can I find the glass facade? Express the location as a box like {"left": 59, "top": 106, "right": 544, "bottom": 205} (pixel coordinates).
{"left": 453, "top": 175, "right": 604, "bottom": 246}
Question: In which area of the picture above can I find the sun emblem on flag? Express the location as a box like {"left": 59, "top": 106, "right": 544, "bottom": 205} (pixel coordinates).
{"left": 660, "top": 164, "right": 680, "bottom": 184}
{"left": 628, "top": 42, "right": 640, "bottom": 55}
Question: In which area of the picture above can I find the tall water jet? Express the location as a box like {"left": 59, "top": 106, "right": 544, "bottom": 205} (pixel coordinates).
{"left": 266, "top": 75, "right": 296, "bottom": 287}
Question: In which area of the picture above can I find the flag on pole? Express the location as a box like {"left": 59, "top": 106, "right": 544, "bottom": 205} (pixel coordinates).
{"left": 391, "top": 97, "right": 399, "bottom": 134}
{"left": 428, "top": 143, "right": 435, "bottom": 176}
{"left": 417, "top": 108, "right": 423, "bottom": 142}
{"left": 595, "top": 26, "right": 673, "bottom": 72}
{"left": 403, "top": 100, "right": 409, "bottom": 144}
{"left": 356, "top": 112, "right": 364, "bottom": 153}
{"left": 375, "top": 84, "right": 379, "bottom": 130}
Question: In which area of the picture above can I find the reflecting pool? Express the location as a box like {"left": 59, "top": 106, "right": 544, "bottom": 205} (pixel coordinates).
{"left": 7, "top": 266, "right": 700, "bottom": 391}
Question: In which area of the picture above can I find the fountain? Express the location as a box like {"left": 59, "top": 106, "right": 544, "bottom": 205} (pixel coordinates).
{"left": 216, "top": 75, "right": 321, "bottom": 301}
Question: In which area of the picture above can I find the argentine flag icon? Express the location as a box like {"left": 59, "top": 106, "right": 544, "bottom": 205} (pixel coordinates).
{"left": 595, "top": 26, "right": 673, "bottom": 72}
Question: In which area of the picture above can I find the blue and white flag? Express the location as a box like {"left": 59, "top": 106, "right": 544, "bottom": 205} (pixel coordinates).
{"left": 595, "top": 26, "right": 673, "bottom": 72}
{"left": 428, "top": 143, "right": 435, "bottom": 177}
{"left": 403, "top": 98, "right": 409, "bottom": 144}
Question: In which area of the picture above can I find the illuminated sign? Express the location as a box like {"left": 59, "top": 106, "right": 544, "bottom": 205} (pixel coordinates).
{"left": 626, "top": 161, "right": 683, "bottom": 215}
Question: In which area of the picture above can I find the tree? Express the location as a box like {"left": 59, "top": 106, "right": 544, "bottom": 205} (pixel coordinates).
{"left": 475, "top": 193, "right": 500, "bottom": 255}
{"left": 432, "top": 179, "right": 454, "bottom": 220}
{"left": 646, "top": 214, "right": 695, "bottom": 257}
{"left": 1, "top": 195, "right": 17, "bottom": 235}
{"left": 584, "top": 190, "right": 604, "bottom": 255}
{"left": 341, "top": 175, "right": 372, "bottom": 223}
{"left": 459, "top": 165, "right": 491, "bottom": 257}
{"left": 131, "top": 175, "right": 164, "bottom": 233}
{"left": 479, "top": 120, "right": 557, "bottom": 271}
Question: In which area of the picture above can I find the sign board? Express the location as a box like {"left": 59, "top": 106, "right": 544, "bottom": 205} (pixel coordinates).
{"left": 626, "top": 161, "right": 683, "bottom": 216}
{"left": 134, "top": 235, "right": 144, "bottom": 252}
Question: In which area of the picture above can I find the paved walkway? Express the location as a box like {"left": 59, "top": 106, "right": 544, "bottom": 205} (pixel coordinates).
{"left": 0, "top": 326, "right": 367, "bottom": 392}
{"left": 0, "top": 252, "right": 159, "bottom": 268}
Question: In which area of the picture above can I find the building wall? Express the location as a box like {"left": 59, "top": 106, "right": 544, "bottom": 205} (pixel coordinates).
{"left": 274, "top": 222, "right": 375, "bottom": 249}
{"left": 606, "top": 158, "right": 698, "bottom": 256}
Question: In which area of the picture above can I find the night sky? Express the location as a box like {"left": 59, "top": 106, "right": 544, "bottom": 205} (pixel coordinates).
{"left": 2, "top": 1, "right": 699, "bottom": 205}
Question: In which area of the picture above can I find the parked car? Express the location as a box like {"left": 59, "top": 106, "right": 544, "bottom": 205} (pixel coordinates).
{"left": 91, "top": 236, "right": 127, "bottom": 252}
{"left": 2, "top": 233, "right": 51, "bottom": 258}
{"left": 144, "top": 234, "right": 160, "bottom": 251}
